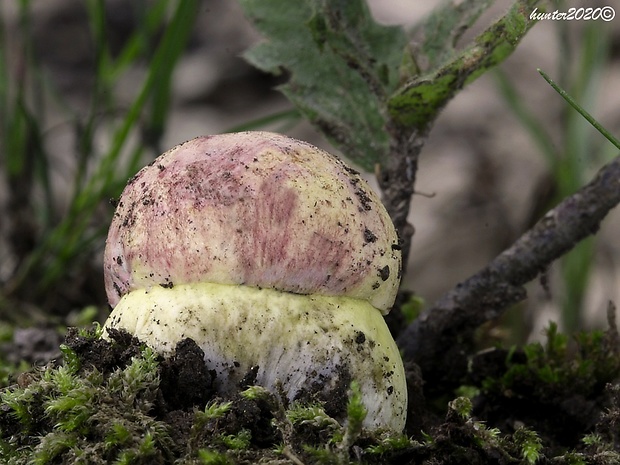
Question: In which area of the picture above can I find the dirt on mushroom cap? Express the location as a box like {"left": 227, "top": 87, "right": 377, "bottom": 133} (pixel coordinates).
{"left": 104, "top": 132, "right": 401, "bottom": 313}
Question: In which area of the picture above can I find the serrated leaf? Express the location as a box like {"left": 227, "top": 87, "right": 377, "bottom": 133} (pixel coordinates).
{"left": 413, "top": 0, "right": 495, "bottom": 70}
{"left": 240, "top": 0, "right": 407, "bottom": 170}
{"left": 389, "top": 0, "right": 542, "bottom": 129}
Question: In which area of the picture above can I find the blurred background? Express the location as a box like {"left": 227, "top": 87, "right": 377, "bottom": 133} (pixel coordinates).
{"left": 0, "top": 0, "right": 619, "bottom": 350}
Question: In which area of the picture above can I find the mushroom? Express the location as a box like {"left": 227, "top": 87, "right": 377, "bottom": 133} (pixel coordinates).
{"left": 102, "top": 131, "right": 407, "bottom": 430}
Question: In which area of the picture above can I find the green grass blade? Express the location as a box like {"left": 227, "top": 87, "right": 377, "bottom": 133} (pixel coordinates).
{"left": 144, "top": 0, "right": 200, "bottom": 153}
{"left": 73, "top": 0, "right": 199, "bottom": 212}
{"left": 5, "top": 0, "right": 199, "bottom": 299}
{"left": 105, "top": 0, "right": 170, "bottom": 82}
{"left": 538, "top": 69, "right": 620, "bottom": 151}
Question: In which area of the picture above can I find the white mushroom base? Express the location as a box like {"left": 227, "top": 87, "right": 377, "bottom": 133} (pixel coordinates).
{"left": 103, "top": 282, "right": 407, "bottom": 431}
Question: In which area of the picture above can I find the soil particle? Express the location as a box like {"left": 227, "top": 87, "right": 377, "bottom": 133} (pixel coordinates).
{"left": 223, "top": 394, "right": 280, "bottom": 446}
{"left": 379, "top": 265, "right": 390, "bottom": 281}
{"left": 364, "top": 227, "right": 377, "bottom": 243}
{"left": 348, "top": 177, "right": 373, "bottom": 212}
{"left": 238, "top": 364, "right": 259, "bottom": 389}
{"left": 294, "top": 364, "right": 352, "bottom": 422}
{"left": 161, "top": 409, "right": 194, "bottom": 450}
{"left": 64, "top": 326, "right": 143, "bottom": 373}
{"left": 158, "top": 338, "right": 216, "bottom": 411}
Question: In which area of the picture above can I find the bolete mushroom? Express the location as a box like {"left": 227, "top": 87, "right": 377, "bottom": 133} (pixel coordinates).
{"left": 103, "top": 131, "right": 407, "bottom": 430}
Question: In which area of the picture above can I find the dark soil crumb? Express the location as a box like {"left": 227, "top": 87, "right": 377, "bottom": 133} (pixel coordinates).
{"left": 64, "top": 326, "right": 143, "bottom": 372}
{"left": 158, "top": 338, "right": 216, "bottom": 411}
{"left": 293, "top": 363, "right": 352, "bottom": 421}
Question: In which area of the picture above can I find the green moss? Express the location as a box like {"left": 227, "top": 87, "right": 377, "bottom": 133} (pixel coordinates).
{"left": 196, "top": 400, "right": 232, "bottom": 422}
{"left": 197, "top": 449, "right": 232, "bottom": 465}
{"left": 218, "top": 430, "right": 251, "bottom": 450}
{"left": 364, "top": 432, "right": 413, "bottom": 455}
{"left": 513, "top": 427, "right": 542, "bottom": 464}
{"left": 447, "top": 396, "right": 472, "bottom": 420}
{"left": 239, "top": 385, "right": 269, "bottom": 401}
{"left": 3, "top": 324, "right": 620, "bottom": 464}
{"left": 0, "top": 332, "right": 172, "bottom": 464}
{"left": 286, "top": 403, "right": 340, "bottom": 430}
{"left": 460, "top": 318, "right": 620, "bottom": 464}
{"left": 479, "top": 320, "right": 620, "bottom": 403}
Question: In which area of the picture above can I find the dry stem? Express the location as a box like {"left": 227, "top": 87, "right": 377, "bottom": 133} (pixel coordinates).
{"left": 397, "top": 153, "right": 620, "bottom": 387}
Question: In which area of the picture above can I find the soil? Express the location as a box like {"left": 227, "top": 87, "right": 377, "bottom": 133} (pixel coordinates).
{"left": 2, "top": 310, "right": 619, "bottom": 464}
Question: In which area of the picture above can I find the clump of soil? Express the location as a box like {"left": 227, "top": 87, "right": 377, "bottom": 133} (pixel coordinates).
{"left": 1, "top": 322, "right": 620, "bottom": 464}
{"left": 68, "top": 328, "right": 282, "bottom": 446}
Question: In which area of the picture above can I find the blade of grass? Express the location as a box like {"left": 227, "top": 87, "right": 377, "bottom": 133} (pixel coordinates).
{"left": 72, "top": 0, "right": 109, "bottom": 198}
{"left": 104, "top": 0, "right": 170, "bottom": 83}
{"left": 538, "top": 69, "right": 620, "bottom": 151}
{"left": 74, "top": 0, "right": 199, "bottom": 211}
{"left": 144, "top": 0, "right": 200, "bottom": 153}
{"left": 560, "top": 22, "right": 610, "bottom": 331}
{"left": 7, "top": 0, "right": 199, "bottom": 298}
{"left": 73, "top": 0, "right": 170, "bottom": 196}
{"left": 0, "top": 5, "right": 7, "bottom": 139}
{"left": 538, "top": 19, "right": 612, "bottom": 332}
{"left": 1, "top": 2, "right": 55, "bottom": 235}
{"left": 17, "top": 1, "right": 58, "bottom": 229}
{"left": 563, "top": 22, "right": 610, "bottom": 191}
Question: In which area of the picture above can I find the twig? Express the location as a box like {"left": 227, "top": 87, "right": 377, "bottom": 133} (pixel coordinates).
{"left": 378, "top": 124, "right": 430, "bottom": 274}
{"left": 397, "top": 153, "right": 620, "bottom": 388}
{"left": 282, "top": 446, "right": 306, "bottom": 465}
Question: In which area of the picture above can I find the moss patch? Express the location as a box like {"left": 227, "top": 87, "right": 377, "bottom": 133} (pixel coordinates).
{"left": 1, "top": 323, "right": 620, "bottom": 464}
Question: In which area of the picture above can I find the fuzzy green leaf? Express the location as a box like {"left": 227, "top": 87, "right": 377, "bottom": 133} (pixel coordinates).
{"left": 239, "top": 0, "right": 408, "bottom": 170}
{"left": 413, "top": 0, "right": 494, "bottom": 70}
{"left": 389, "top": 0, "right": 542, "bottom": 129}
